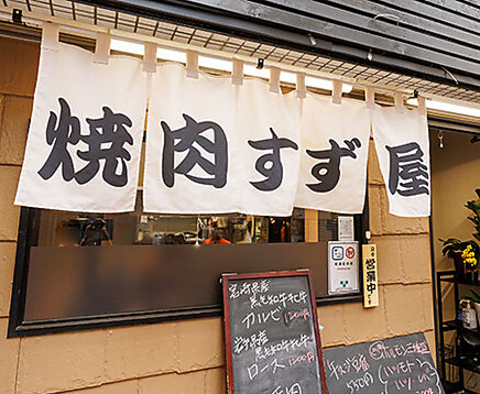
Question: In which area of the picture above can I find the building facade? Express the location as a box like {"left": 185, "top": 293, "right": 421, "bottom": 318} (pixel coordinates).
{"left": 2, "top": 1, "right": 480, "bottom": 392}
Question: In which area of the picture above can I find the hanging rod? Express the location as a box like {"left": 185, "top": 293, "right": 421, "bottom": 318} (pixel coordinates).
{"left": 3, "top": 4, "right": 480, "bottom": 124}
{"left": 0, "top": 5, "right": 415, "bottom": 97}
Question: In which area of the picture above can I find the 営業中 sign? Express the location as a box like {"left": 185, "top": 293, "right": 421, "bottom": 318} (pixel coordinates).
{"left": 363, "top": 243, "right": 379, "bottom": 307}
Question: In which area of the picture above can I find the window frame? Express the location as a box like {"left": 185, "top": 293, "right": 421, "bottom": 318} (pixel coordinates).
{"left": 8, "top": 198, "right": 369, "bottom": 338}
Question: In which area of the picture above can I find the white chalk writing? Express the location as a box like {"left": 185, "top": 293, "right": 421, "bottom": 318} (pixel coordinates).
{"left": 255, "top": 334, "right": 310, "bottom": 361}
{"left": 247, "top": 363, "right": 259, "bottom": 380}
{"left": 369, "top": 340, "right": 430, "bottom": 361}
{"left": 288, "top": 351, "right": 315, "bottom": 367}
{"left": 326, "top": 353, "right": 370, "bottom": 381}
{"left": 247, "top": 358, "right": 287, "bottom": 381}
{"left": 249, "top": 291, "right": 308, "bottom": 309}
{"left": 376, "top": 358, "right": 442, "bottom": 394}
{"left": 262, "top": 358, "right": 286, "bottom": 374}
{"left": 271, "top": 383, "right": 302, "bottom": 394}
{"left": 416, "top": 389, "right": 434, "bottom": 394}
{"left": 233, "top": 330, "right": 269, "bottom": 354}
{"left": 345, "top": 372, "right": 374, "bottom": 393}
{"left": 241, "top": 306, "right": 282, "bottom": 329}
{"left": 229, "top": 280, "right": 270, "bottom": 299}
{"left": 378, "top": 360, "right": 415, "bottom": 382}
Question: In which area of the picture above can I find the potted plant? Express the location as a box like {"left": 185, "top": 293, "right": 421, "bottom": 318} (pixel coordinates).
{"left": 466, "top": 188, "right": 480, "bottom": 244}
{"left": 440, "top": 239, "right": 479, "bottom": 281}
{"left": 440, "top": 189, "right": 480, "bottom": 282}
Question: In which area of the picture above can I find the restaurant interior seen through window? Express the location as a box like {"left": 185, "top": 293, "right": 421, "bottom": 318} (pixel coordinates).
{"left": 9, "top": 189, "right": 367, "bottom": 337}
{"left": 38, "top": 196, "right": 342, "bottom": 247}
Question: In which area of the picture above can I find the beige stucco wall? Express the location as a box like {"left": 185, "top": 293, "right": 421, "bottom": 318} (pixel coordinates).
{"left": 0, "top": 35, "right": 435, "bottom": 394}
{"left": 429, "top": 128, "right": 480, "bottom": 392}
{"left": 431, "top": 129, "right": 480, "bottom": 272}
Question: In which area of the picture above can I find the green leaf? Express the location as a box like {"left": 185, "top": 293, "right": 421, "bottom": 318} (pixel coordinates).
{"left": 439, "top": 237, "right": 461, "bottom": 244}
{"left": 468, "top": 217, "right": 478, "bottom": 225}
{"left": 467, "top": 203, "right": 480, "bottom": 219}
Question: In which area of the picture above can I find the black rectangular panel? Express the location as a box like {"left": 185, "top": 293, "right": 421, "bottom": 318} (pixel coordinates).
{"left": 324, "top": 333, "right": 444, "bottom": 394}
{"left": 23, "top": 243, "right": 329, "bottom": 321}
{"left": 222, "top": 271, "right": 328, "bottom": 394}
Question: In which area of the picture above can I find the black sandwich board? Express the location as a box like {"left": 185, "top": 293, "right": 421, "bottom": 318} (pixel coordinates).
{"left": 222, "top": 270, "right": 328, "bottom": 394}
{"left": 323, "top": 333, "right": 444, "bottom": 394}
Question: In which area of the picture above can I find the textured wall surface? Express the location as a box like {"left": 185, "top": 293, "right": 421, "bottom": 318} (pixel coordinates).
{"left": 431, "top": 130, "right": 480, "bottom": 271}
{"left": 0, "top": 36, "right": 435, "bottom": 394}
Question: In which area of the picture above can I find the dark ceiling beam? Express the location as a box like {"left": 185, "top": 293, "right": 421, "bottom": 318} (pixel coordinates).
{"left": 76, "top": 0, "right": 480, "bottom": 92}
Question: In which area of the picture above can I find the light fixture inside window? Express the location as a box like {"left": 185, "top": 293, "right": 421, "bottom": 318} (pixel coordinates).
{"left": 110, "top": 39, "right": 353, "bottom": 93}
{"left": 111, "top": 39, "right": 144, "bottom": 56}
{"left": 407, "top": 97, "right": 480, "bottom": 118}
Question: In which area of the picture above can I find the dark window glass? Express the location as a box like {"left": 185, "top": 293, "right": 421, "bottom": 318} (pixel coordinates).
{"left": 9, "top": 193, "right": 368, "bottom": 337}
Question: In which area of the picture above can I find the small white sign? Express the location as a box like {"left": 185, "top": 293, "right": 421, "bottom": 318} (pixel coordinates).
{"left": 338, "top": 216, "right": 355, "bottom": 241}
{"left": 328, "top": 241, "right": 359, "bottom": 295}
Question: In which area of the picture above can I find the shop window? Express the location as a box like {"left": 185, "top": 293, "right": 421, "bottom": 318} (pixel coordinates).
{"left": 9, "top": 193, "right": 368, "bottom": 337}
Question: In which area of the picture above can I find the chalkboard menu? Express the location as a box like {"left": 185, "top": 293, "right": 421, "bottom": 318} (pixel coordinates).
{"left": 222, "top": 270, "right": 328, "bottom": 394}
{"left": 324, "top": 333, "right": 444, "bottom": 394}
